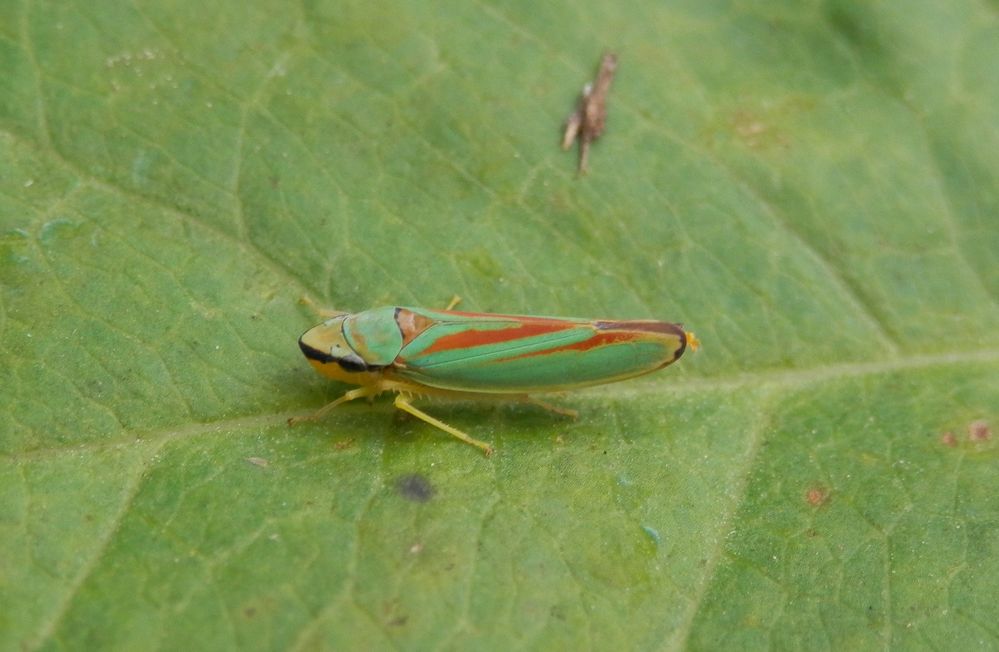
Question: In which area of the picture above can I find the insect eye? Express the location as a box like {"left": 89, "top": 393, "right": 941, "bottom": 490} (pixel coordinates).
{"left": 318, "top": 341, "right": 371, "bottom": 372}
{"left": 335, "top": 353, "right": 369, "bottom": 373}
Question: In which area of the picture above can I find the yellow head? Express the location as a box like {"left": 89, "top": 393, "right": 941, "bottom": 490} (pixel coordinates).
{"left": 298, "top": 316, "right": 382, "bottom": 386}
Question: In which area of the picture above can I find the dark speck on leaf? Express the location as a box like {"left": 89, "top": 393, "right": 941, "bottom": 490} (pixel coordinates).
{"left": 395, "top": 473, "right": 435, "bottom": 503}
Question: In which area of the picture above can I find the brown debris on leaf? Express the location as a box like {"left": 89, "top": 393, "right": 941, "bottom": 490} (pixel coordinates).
{"left": 562, "top": 52, "right": 618, "bottom": 174}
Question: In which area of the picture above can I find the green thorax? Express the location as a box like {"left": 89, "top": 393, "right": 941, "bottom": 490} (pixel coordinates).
{"left": 342, "top": 306, "right": 404, "bottom": 366}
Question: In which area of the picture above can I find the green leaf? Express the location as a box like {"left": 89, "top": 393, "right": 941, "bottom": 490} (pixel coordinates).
{"left": 2, "top": 0, "right": 997, "bottom": 649}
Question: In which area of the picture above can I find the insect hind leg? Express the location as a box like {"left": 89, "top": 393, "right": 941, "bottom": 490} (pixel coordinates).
{"left": 393, "top": 395, "right": 494, "bottom": 456}
{"left": 523, "top": 396, "right": 578, "bottom": 418}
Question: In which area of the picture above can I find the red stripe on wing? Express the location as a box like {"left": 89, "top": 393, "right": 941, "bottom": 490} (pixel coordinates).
{"left": 505, "top": 330, "right": 639, "bottom": 360}
{"left": 506, "top": 322, "right": 685, "bottom": 361}
{"left": 419, "top": 319, "right": 579, "bottom": 355}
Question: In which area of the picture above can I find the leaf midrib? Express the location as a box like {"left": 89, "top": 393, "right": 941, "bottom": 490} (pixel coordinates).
{"left": 6, "top": 347, "right": 996, "bottom": 462}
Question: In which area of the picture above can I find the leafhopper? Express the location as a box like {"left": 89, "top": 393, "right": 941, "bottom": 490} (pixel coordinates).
{"left": 294, "top": 305, "right": 698, "bottom": 455}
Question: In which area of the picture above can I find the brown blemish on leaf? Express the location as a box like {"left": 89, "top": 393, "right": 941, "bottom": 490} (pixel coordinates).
{"left": 806, "top": 486, "right": 829, "bottom": 507}
{"left": 395, "top": 473, "right": 435, "bottom": 503}
{"left": 968, "top": 420, "right": 991, "bottom": 442}
{"left": 702, "top": 96, "right": 815, "bottom": 151}
{"left": 333, "top": 438, "right": 355, "bottom": 451}
{"left": 730, "top": 110, "right": 789, "bottom": 150}
{"left": 940, "top": 432, "right": 957, "bottom": 447}
{"left": 382, "top": 599, "right": 409, "bottom": 627}
{"left": 388, "top": 615, "right": 408, "bottom": 627}
{"left": 562, "top": 52, "right": 618, "bottom": 174}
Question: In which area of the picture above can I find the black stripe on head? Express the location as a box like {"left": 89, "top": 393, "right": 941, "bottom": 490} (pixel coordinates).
{"left": 298, "top": 338, "right": 377, "bottom": 372}
{"left": 299, "top": 338, "right": 337, "bottom": 364}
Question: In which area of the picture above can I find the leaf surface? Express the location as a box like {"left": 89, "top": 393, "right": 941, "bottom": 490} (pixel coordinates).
{"left": 2, "top": 0, "right": 998, "bottom": 649}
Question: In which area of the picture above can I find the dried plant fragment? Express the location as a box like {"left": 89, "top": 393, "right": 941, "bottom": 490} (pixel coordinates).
{"left": 562, "top": 52, "right": 618, "bottom": 174}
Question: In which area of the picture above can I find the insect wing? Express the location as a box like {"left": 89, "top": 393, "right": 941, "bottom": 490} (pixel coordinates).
{"left": 394, "top": 312, "right": 686, "bottom": 393}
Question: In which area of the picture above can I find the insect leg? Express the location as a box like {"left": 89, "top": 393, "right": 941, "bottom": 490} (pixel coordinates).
{"left": 288, "top": 385, "right": 379, "bottom": 425}
{"left": 297, "top": 295, "right": 348, "bottom": 319}
{"left": 523, "top": 396, "right": 579, "bottom": 418}
{"left": 392, "top": 395, "right": 495, "bottom": 456}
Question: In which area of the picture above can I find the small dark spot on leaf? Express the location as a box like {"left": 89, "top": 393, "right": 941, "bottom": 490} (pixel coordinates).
{"left": 806, "top": 486, "right": 829, "bottom": 507}
{"left": 244, "top": 607, "right": 257, "bottom": 618}
{"left": 395, "top": 473, "right": 435, "bottom": 502}
{"left": 940, "top": 432, "right": 957, "bottom": 447}
{"left": 968, "top": 420, "right": 991, "bottom": 442}
{"left": 805, "top": 528, "right": 820, "bottom": 538}
{"left": 550, "top": 604, "right": 567, "bottom": 621}
{"left": 388, "top": 615, "right": 408, "bottom": 627}
{"left": 333, "top": 438, "right": 355, "bottom": 451}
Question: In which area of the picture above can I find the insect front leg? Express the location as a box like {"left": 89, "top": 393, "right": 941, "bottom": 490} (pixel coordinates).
{"left": 298, "top": 295, "right": 348, "bottom": 319}
{"left": 392, "top": 394, "right": 495, "bottom": 456}
{"left": 288, "top": 385, "right": 380, "bottom": 425}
